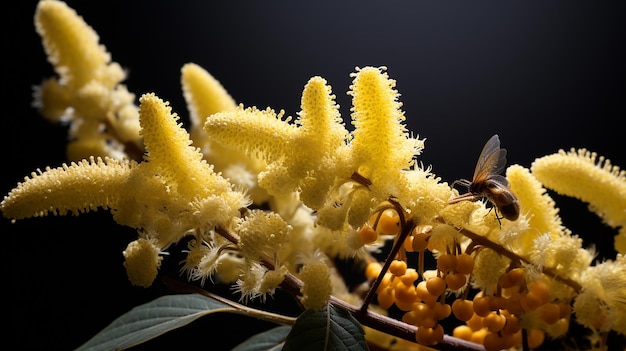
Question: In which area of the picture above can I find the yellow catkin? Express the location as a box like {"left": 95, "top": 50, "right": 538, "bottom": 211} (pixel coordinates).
{"left": 181, "top": 63, "right": 268, "bottom": 204}
{"left": 35, "top": 0, "right": 111, "bottom": 88}
{"left": 531, "top": 148, "right": 626, "bottom": 228}
{"left": 348, "top": 67, "right": 423, "bottom": 192}
{"left": 1, "top": 157, "right": 134, "bottom": 220}
{"left": 34, "top": 0, "right": 141, "bottom": 162}
{"left": 181, "top": 63, "right": 237, "bottom": 129}
{"left": 138, "top": 93, "right": 233, "bottom": 199}
{"left": 506, "top": 165, "right": 563, "bottom": 252}
{"left": 296, "top": 76, "right": 348, "bottom": 161}
{"left": 205, "top": 106, "right": 298, "bottom": 164}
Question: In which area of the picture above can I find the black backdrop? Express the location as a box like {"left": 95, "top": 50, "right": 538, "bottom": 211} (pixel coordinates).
{"left": 4, "top": 1, "right": 625, "bottom": 350}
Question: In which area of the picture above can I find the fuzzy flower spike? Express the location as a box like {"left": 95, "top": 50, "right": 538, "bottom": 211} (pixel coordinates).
{"left": 348, "top": 66, "right": 423, "bottom": 198}
{"left": 180, "top": 63, "right": 269, "bottom": 204}
{"left": 204, "top": 74, "right": 351, "bottom": 209}
{"left": 33, "top": 0, "right": 142, "bottom": 161}
{"left": 1, "top": 92, "right": 249, "bottom": 287}
{"left": 531, "top": 148, "right": 626, "bottom": 254}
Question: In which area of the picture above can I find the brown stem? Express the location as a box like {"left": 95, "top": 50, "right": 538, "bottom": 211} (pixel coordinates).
{"left": 360, "top": 199, "right": 414, "bottom": 313}
{"left": 213, "top": 225, "right": 485, "bottom": 351}
{"left": 435, "top": 218, "right": 583, "bottom": 293}
{"left": 351, "top": 171, "right": 373, "bottom": 189}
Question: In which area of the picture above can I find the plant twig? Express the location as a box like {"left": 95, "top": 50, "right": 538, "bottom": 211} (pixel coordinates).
{"left": 213, "top": 225, "right": 485, "bottom": 351}
{"left": 435, "top": 217, "right": 583, "bottom": 293}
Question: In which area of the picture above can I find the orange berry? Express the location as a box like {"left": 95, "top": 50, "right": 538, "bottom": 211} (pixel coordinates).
{"left": 377, "top": 287, "right": 395, "bottom": 309}
{"left": 455, "top": 253, "right": 474, "bottom": 274}
{"left": 403, "top": 235, "right": 414, "bottom": 252}
{"left": 467, "top": 313, "right": 484, "bottom": 331}
{"left": 452, "top": 325, "right": 473, "bottom": 341}
{"left": 412, "top": 232, "right": 430, "bottom": 252}
{"left": 483, "top": 332, "right": 505, "bottom": 351}
{"left": 415, "top": 324, "right": 444, "bottom": 346}
{"left": 426, "top": 276, "right": 447, "bottom": 297}
{"left": 437, "top": 253, "right": 458, "bottom": 273}
{"left": 419, "top": 316, "right": 438, "bottom": 329}
{"left": 470, "top": 328, "right": 487, "bottom": 344}
{"left": 527, "top": 329, "right": 545, "bottom": 349}
{"left": 434, "top": 303, "right": 452, "bottom": 320}
{"left": 537, "top": 302, "right": 561, "bottom": 324}
{"left": 389, "top": 259, "right": 408, "bottom": 276}
{"left": 473, "top": 296, "right": 493, "bottom": 317}
{"left": 489, "top": 295, "right": 507, "bottom": 311}
{"left": 502, "top": 315, "right": 521, "bottom": 334}
{"left": 365, "top": 262, "right": 382, "bottom": 280}
{"left": 505, "top": 294, "right": 524, "bottom": 316}
{"left": 508, "top": 268, "right": 526, "bottom": 285}
{"left": 499, "top": 272, "right": 515, "bottom": 289}
{"left": 500, "top": 267, "right": 526, "bottom": 288}
{"left": 483, "top": 311, "right": 506, "bottom": 333}
{"left": 412, "top": 302, "right": 436, "bottom": 321}
{"left": 528, "top": 280, "right": 550, "bottom": 304}
{"left": 402, "top": 310, "right": 420, "bottom": 325}
{"left": 520, "top": 291, "right": 543, "bottom": 312}
{"left": 445, "top": 272, "right": 467, "bottom": 290}
{"left": 558, "top": 302, "right": 572, "bottom": 319}
{"left": 376, "top": 272, "right": 393, "bottom": 293}
{"left": 452, "top": 299, "right": 474, "bottom": 321}
{"left": 394, "top": 282, "right": 418, "bottom": 311}
{"left": 357, "top": 224, "right": 378, "bottom": 244}
{"left": 377, "top": 209, "right": 400, "bottom": 235}
{"left": 499, "top": 330, "right": 519, "bottom": 349}
{"left": 416, "top": 281, "right": 438, "bottom": 305}
{"left": 400, "top": 268, "right": 419, "bottom": 286}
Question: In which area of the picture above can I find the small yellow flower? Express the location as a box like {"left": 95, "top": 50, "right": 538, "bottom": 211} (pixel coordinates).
{"left": 472, "top": 248, "right": 509, "bottom": 291}
{"left": 574, "top": 255, "right": 626, "bottom": 334}
{"left": 122, "top": 238, "right": 162, "bottom": 288}
{"left": 299, "top": 259, "right": 332, "bottom": 311}
{"left": 214, "top": 253, "right": 245, "bottom": 284}
{"left": 236, "top": 209, "right": 291, "bottom": 262}
{"left": 258, "top": 266, "right": 288, "bottom": 301}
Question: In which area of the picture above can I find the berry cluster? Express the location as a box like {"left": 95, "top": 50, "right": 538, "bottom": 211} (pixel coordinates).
{"left": 360, "top": 203, "right": 573, "bottom": 350}
{"left": 452, "top": 269, "right": 571, "bottom": 351}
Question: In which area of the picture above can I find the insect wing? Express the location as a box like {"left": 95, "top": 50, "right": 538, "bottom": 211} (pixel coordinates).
{"left": 485, "top": 174, "right": 510, "bottom": 191}
{"left": 486, "top": 177, "right": 520, "bottom": 221}
{"left": 473, "top": 134, "right": 508, "bottom": 181}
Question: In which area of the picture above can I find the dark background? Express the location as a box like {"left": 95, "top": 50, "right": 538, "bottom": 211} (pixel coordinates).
{"left": 4, "top": 1, "right": 625, "bottom": 350}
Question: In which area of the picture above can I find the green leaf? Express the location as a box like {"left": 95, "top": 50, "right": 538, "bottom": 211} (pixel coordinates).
{"left": 231, "top": 325, "right": 292, "bottom": 351}
{"left": 75, "top": 293, "right": 237, "bottom": 351}
{"left": 282, "top": 304, "right": 368, "bottom": 351}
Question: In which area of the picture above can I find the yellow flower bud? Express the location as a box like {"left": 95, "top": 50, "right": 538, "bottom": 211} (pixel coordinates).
{"left": 299, "top": 260, "right": 332, "bottom": 311}
{"left": 122, "top": 238, "right": 162, "bottom": 288}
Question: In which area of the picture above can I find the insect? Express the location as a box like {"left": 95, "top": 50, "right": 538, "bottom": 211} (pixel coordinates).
{"left": 448, "top": 134, "right": 520, "bottom": 222}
